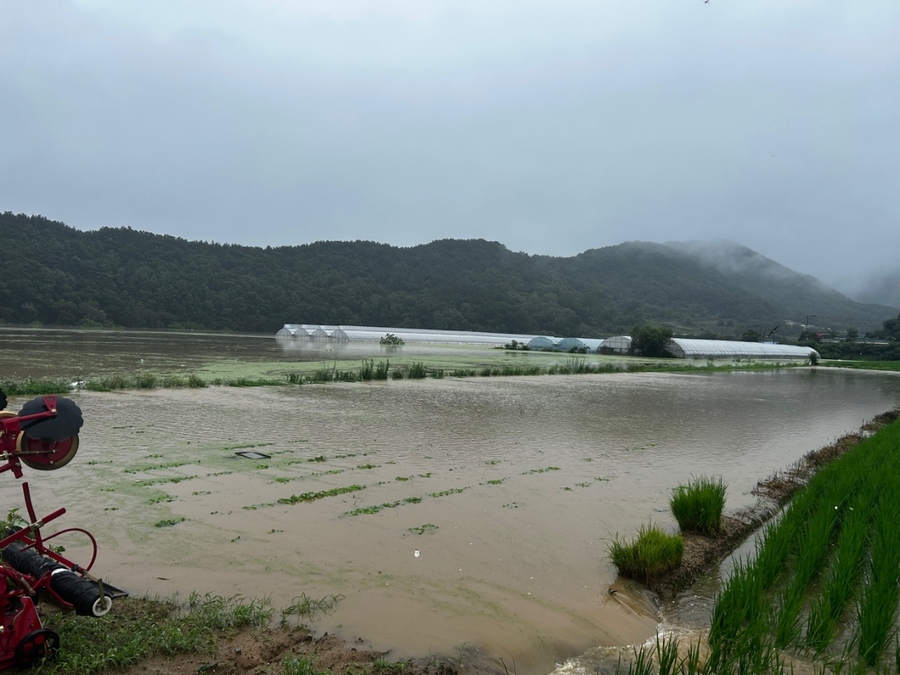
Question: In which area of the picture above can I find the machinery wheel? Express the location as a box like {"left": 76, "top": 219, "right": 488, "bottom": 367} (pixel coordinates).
{"left": 17, "top": 434, "right": 79, "bottom": 471}
{"left": 14, "top": 628, "right": 60, "bottom": 666}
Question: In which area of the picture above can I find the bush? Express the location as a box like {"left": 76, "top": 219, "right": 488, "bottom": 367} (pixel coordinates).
{"left": 608, "top": 524, "right": 684, "bottom": 583}
{"left": 406, "top": 362, "right": 427, "bottom": 379}
{"left": 670, "top": 476, "right": 727, "bottom": 535}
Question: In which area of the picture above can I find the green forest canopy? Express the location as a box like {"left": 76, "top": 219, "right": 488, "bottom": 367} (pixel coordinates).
{"left": 1, "top": 212, "right": 896, "bottom": 338}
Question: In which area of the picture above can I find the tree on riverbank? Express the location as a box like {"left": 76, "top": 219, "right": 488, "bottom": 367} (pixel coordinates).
{"left": 629, "top": 325, "right": 674, "bottom": 357}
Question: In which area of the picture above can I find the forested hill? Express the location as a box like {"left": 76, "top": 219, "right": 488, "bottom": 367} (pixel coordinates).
{"left": 1, "top": 212, "right": 895, "bottom": 337}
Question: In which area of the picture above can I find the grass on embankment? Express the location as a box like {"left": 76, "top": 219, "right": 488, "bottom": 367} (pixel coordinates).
{"left": 820, "top": 359, "right": 900, "bottom": 372}
{"left": 34, "top": 592, "right": 390, "bottom": 675}
{"left": 1, "top": 355, "right": 810, "bottom": 396}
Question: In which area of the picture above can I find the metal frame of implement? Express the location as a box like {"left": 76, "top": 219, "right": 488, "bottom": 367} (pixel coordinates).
{"left": 0, "top": 396, "right": 118, "bottom": 669}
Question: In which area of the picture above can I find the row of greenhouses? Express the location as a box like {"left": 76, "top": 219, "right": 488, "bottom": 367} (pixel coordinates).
{"left": 275, "top": 324, "right": 819, "bottom": 360}
{"left": 275, "top": 324, "right": 537, "bottom": 346}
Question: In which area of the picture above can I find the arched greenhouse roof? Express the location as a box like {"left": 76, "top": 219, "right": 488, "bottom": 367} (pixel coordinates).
{"left": 527, "top": 336, "right": 562, "bottom": 350}
{"left": 666, "top": 339, "right": 819, "bottom": 360}
{"left": 277, "top": 323, "right": 539, "bottom": 345}
{"left": 600, "top": 336, "right": 632, "bottom": 353}
{"left": 555, "top": 337, "right": 605, "bottom": 352}
{"left": 277, "top": 324, "right": 310, "bottom": 337}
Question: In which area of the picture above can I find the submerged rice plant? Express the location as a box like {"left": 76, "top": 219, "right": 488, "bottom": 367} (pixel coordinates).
{"left": 669, "top": 476, "right": 726, "bottom": 535}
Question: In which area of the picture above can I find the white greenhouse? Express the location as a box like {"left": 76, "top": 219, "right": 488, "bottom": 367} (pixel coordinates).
{"left": 276, "top": 324, "right": 538, "bottom": 346}
{"left": 555, "top": 337, "right": 605, "bottom": 352}
{"left": 599, "top": 336, "right": 632, "bottom": 354}
{"left": 666, "top": 339, "right": 818, "bottom": 361}
{"left": 596, "top": 336, "right": 817, "bottom": 361}
{"left": 526, "top": 336, "right": 562, "bottom": 350}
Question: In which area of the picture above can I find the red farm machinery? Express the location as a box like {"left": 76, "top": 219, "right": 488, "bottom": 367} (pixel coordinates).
{"left": 0, "top": 394, "right": 122, "bottom": 668}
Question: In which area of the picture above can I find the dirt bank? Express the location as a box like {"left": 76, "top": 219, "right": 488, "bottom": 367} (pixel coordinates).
{"left": 111, "top": 618, "right": 460, "bottom": 675}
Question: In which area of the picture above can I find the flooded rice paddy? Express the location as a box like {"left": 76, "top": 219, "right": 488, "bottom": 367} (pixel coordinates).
{"left": 2, "top": 330, "right": 900, "bottom": 674}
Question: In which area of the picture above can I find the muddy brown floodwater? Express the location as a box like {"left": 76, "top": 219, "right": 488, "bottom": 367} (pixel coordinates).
{"left": 3, "top": 369, "right": 900, "bottom": 675}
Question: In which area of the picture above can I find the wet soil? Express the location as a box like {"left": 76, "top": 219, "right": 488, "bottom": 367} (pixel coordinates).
{"left": 117, "top": 625, "right": 459, "bottom": 675}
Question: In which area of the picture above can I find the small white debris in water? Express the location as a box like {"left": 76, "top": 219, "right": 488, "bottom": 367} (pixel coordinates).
{"left": 414, "top": 549, "right": 420, "bottom": 558}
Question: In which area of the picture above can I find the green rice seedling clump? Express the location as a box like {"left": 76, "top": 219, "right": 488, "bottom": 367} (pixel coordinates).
{"left": 608, "top": 524, "right": 684, "bottom": 584}
{"left": 669, "top": 475, "right": 726, "bottom": 535}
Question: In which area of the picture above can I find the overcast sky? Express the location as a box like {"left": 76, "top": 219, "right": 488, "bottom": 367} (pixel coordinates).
{"left": 2, "top": 1, "right": 898, "bottom": 292}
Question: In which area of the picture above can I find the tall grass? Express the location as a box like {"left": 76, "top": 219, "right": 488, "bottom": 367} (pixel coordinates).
{"left": 609, "top": 524, "right": 684, "bottom": 584}
{"left": 669, "top": 476, "right": 726, "bottom": 535}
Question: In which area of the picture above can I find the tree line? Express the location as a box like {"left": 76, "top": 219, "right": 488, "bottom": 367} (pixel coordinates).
{"left": 1, "top": 212, "right": 895, "bottom": 338}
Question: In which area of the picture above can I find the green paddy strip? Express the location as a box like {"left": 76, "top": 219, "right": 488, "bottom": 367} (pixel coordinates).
{"left": 707, "top": 418, "right": 900, "bottom": 671}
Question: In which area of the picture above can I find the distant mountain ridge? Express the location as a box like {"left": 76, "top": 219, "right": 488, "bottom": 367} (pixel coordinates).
{"left": 1, "top": 212, "right": 895, "bottom": 336}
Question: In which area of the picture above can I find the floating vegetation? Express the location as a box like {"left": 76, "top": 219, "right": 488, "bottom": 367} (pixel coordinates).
{"left": 134, "top": 475, "right": 198, "bottom": 487}
{"left": 124, "top": 461, "right": 191, "bottom": 474}
{"left": 502, "top": 502, "right": 521, "bottom": 509}
{"left": 430, "top": 488, "right": 468, "bottom": 498}
{"left": 395, "top": 476, "right": 410, "bottom": 482}
{"left": 408, "top": 524, "right": 439, "bottom": 535}
{"left": 484, "top": 479, "right": 505, "bottom": 485}
{"left": 343, "top": 496, "right": 422, "bottom": 517}
{"left": 522, "top": 466, "right": 561, "bottom": 475}
{"left": 147, "top": 494, "right": 174, "bottom": 504}
{"left": 154, "top": 517, "right": 186, "bottom": 528}
{"left": 277, "top": 485, "right": 365, "bottom": 505}
{"left": 356, "top": 464, "right": 379, "bottom": 470}
{"left": 225, "top": 442, "right": 275, "bottom": 451}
